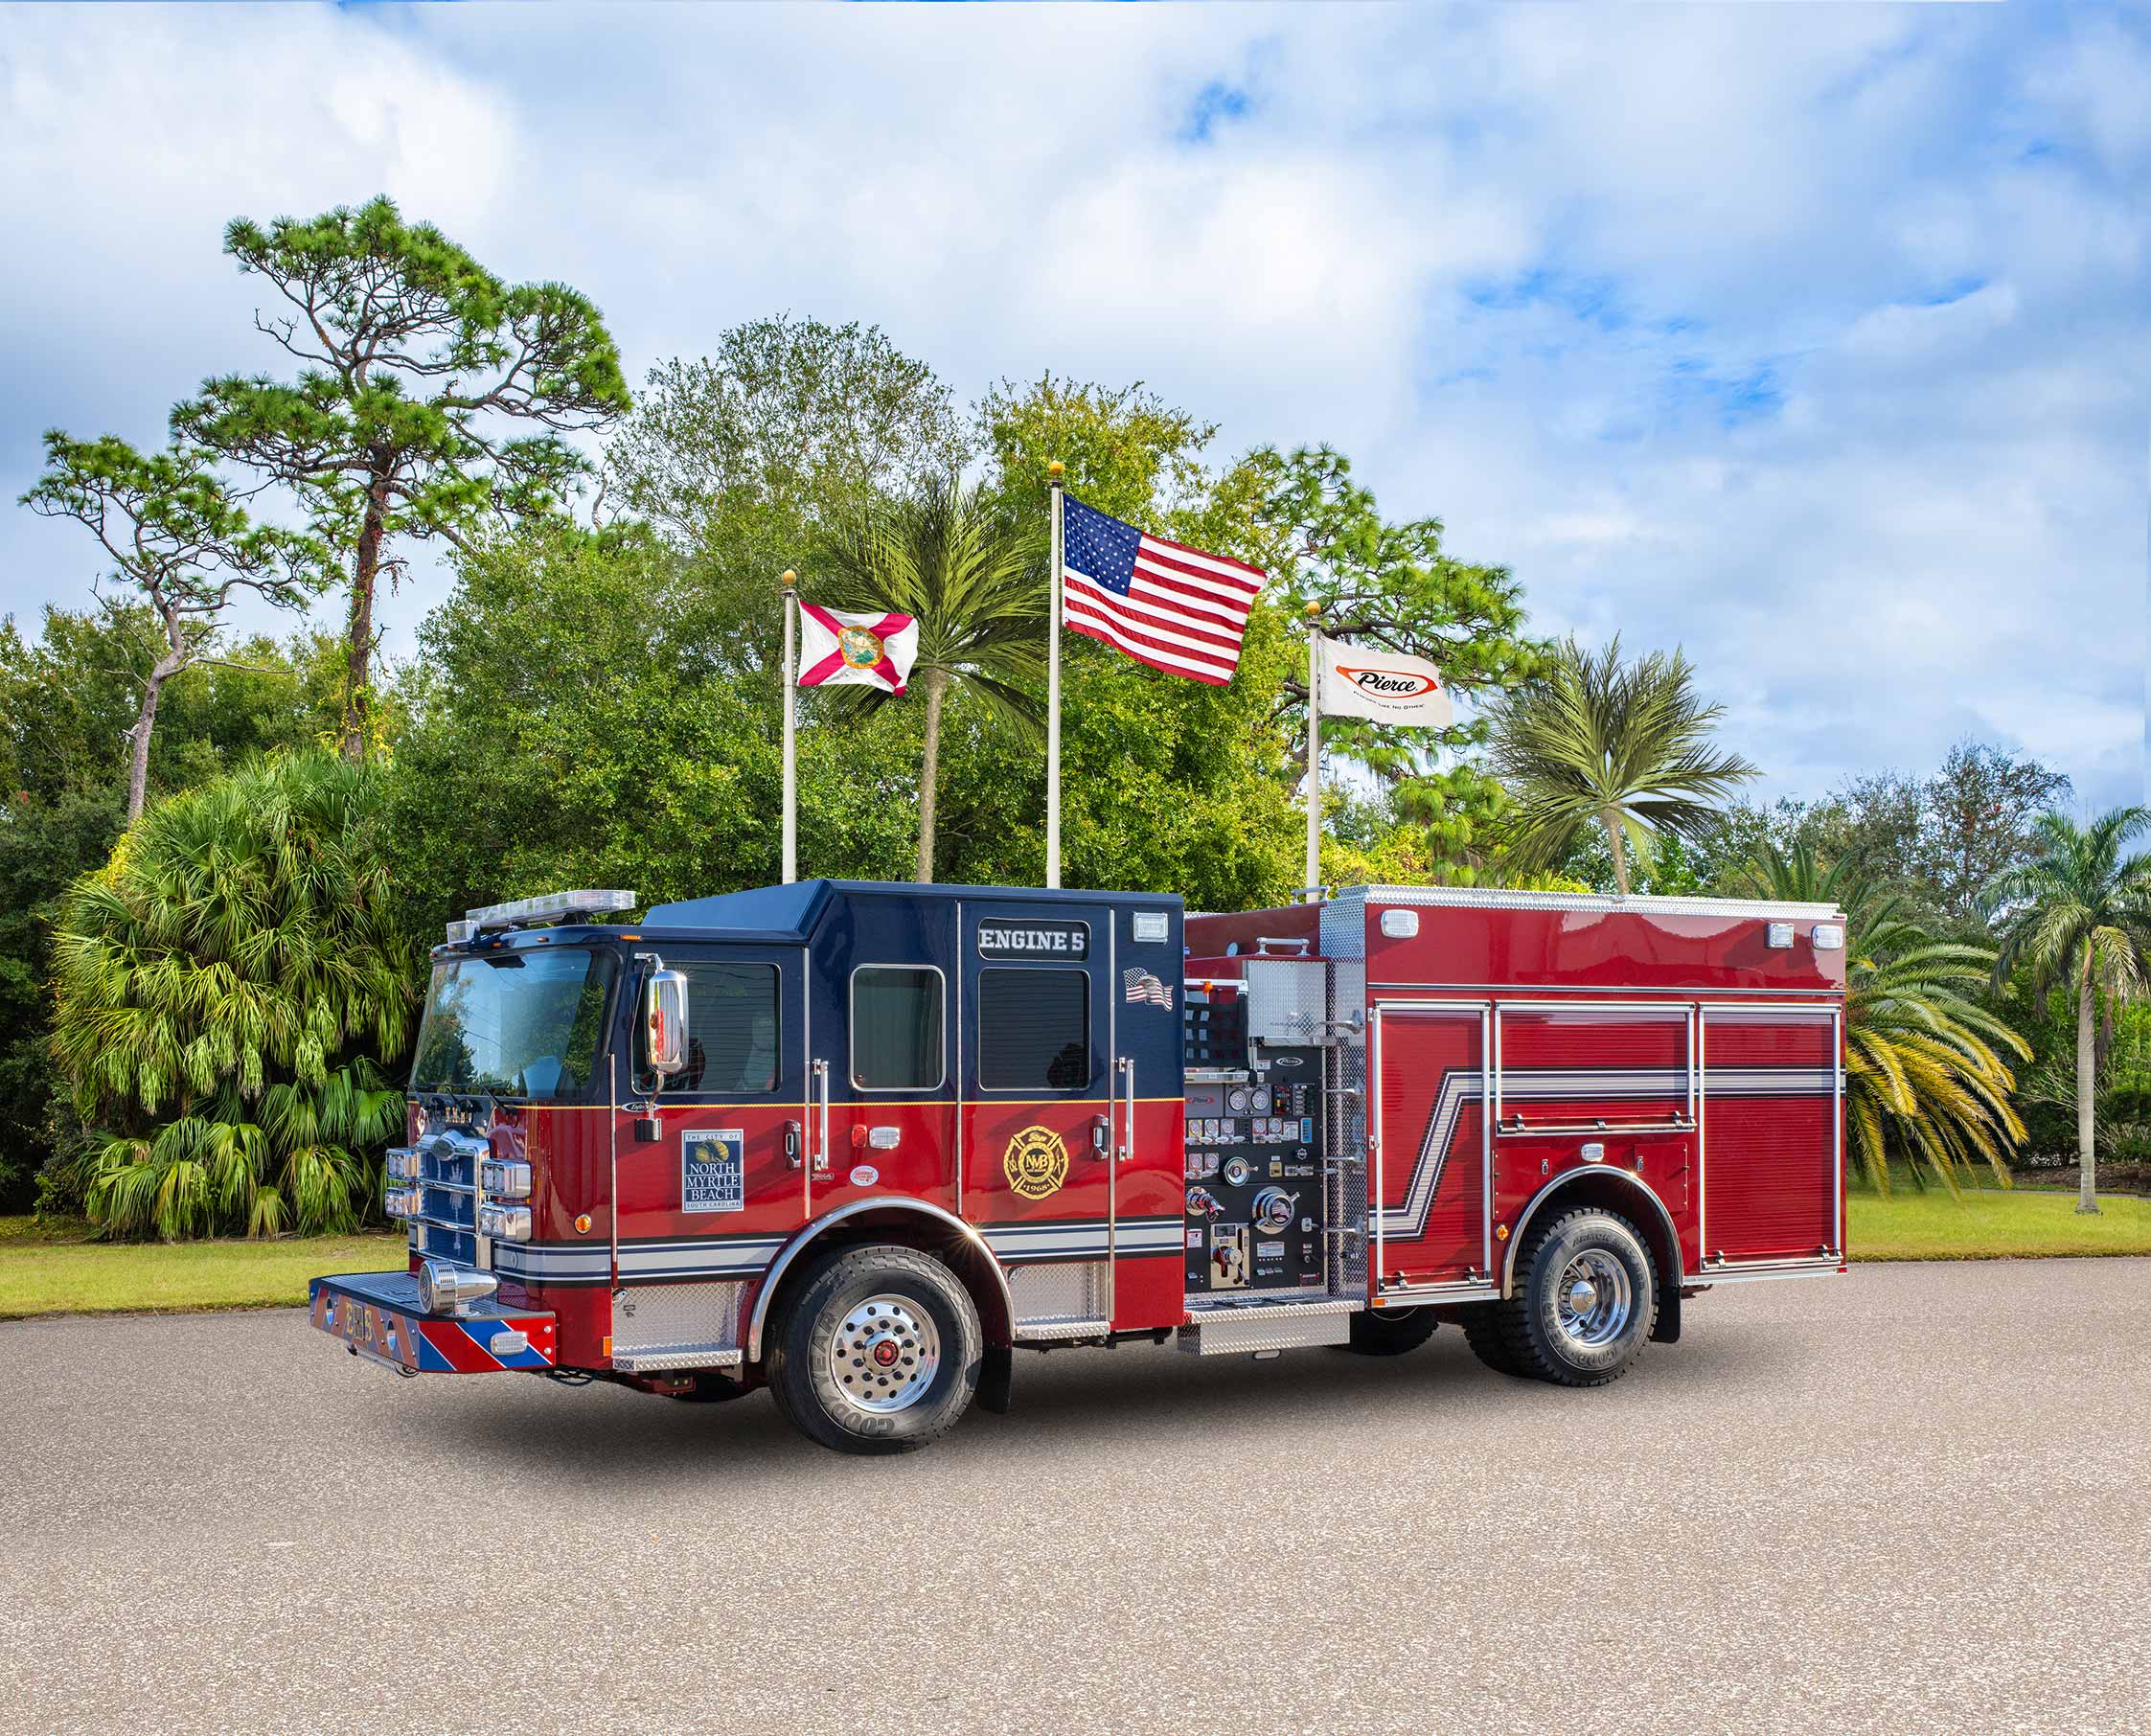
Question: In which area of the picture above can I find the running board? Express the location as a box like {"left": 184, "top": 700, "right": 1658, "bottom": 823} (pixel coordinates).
{"left": 1179, "top": 1302, "right": 1354, "bottom": 1357}
{"left": 608, "top": 1344, "right": 744, "bottom": 1373}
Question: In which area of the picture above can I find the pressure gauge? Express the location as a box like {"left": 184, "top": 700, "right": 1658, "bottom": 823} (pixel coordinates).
{"left": 1251, "top": 1087, "right": 1272, "bottom": 1115}
{"left": 1227, "top": 1087, "right": 1251, "bottom": 1112}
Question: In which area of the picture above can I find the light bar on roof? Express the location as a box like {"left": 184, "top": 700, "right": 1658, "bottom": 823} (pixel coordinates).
{"left": 454, "top": 889, "right": 636, "bottom": 940}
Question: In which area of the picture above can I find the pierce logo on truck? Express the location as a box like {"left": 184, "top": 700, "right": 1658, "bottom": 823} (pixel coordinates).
{"left": 1003, "top": 1126, "right": 1070, "bottom": 1199}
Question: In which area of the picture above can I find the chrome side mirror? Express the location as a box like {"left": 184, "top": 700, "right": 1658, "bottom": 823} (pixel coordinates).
{"left": 644, "top": 968, "right": 690, "bottom": 1077}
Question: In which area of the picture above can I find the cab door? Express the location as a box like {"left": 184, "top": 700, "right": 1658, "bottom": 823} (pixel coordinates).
{"left": 959, "top": 901, "right": 1117, "bottom": 1333}
{"left": 615, "top": 944, "right": 808, "bottom": 1282}
{"left": 805, "top": 892, "right": 960, "bottom": 1222}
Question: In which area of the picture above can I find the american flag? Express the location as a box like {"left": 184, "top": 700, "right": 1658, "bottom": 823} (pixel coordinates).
{"left": 1124, "top": 967, "right": 1173, "bottom": 1009}
{"left": 1061, "top": 495, "right": 1264, "bottom": 686}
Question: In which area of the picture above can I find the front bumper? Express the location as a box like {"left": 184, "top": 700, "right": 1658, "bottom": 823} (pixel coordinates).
{"left": 309, "top": 1270, "right": 558, "bottom": 1373}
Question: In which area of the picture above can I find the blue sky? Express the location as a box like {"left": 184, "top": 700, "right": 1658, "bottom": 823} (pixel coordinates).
{"left": 3, "top": 3, "right": 2145, "bottom": 809}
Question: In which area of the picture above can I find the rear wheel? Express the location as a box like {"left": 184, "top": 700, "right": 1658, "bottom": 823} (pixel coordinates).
{"left": 1477, "top": 1208, "right": 1658, "bottom": 1387}
{"left": 1337, "top": 1306, "right": 1438, "bottom": 1357}
{"left": 1459, "top": 1304, "right": 1523, "bottom": 1377}
{"left": 767, "top": 1245, "right": 981, "bottom": 1454}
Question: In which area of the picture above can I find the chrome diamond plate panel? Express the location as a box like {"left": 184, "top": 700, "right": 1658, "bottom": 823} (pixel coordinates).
{"left": 612, "top": 1280, "right": 746, "bottom": 1355}
{"left": 1177, "top": 1307, "right": 1352, "bottom": 1356}
{"left": 1009, "top": 1260, "right": 1108, "bottom": 1330}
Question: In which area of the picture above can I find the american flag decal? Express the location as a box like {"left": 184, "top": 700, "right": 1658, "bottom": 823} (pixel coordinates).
{"left": 1124, "top": 967, "right": 1172, "bottom": 1009}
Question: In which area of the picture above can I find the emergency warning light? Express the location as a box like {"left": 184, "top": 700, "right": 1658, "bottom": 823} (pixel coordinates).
{"left": 447, "top": 889, "right": 636, "bottom": 942}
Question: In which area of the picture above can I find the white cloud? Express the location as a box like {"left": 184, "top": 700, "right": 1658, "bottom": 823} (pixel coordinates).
{"left": 1, "top": 1, "right": 2143, "bottom": 813}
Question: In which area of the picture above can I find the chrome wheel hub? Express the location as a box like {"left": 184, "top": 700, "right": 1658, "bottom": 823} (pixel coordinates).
{"left": 1554, "top": 1250, "right": 1632, "bottom": 1350}
{"left": 830, "top": 1294, "right": 940, "bottom": 1414}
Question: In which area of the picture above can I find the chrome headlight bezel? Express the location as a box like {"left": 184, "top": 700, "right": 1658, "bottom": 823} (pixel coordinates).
{"left": 478, "top": 1201, "right": 533, "bottom": 1242}
{"left": 478, "top": 1158, "right": 532, "bottom": 1199}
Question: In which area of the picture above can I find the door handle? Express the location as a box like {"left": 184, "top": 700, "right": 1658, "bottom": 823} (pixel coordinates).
{"left": 784, "top": 1120, "right": 803, "bottom": 1171}
{"left": 1088, "top": 1112, "right": 1111, "bottom": 1156}
{"left": 811, "top": 1061, "right": 832, "bottom": 1173}
{"left": 1115, "top": 1057, "right": 1134, "bottom": 1164}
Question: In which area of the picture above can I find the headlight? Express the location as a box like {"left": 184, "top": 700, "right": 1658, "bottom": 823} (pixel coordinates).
{"left": 417, "top": 1259, "right": 498, "bottom": 1315}
{"left": 384, "top": 1148, "right": 421, "bottom": 1181}
{"left": 479, "top": 1202, "right": 532, "bottom": 1241}
{"left": 384, "top": 1187, "right": 421, "bottom": 1220}
{"left": 479, "top": 1158, "right": 531, "bottom": 1199}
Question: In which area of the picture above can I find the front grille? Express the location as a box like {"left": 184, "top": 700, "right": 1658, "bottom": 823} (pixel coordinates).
{"left": 402, "top": 1095, "right": 494, "bottom": 1269}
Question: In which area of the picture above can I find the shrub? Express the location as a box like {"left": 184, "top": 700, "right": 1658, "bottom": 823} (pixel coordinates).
{"left": 50, "top": 752, "right": 420, "bottom": 1239}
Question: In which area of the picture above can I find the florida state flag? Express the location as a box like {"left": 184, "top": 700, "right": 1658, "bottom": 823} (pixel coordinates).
{"left": 796, "top": 605, "right": 919, "bottom": 695}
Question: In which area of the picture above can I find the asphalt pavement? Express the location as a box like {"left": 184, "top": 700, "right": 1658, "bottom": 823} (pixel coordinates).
{"left": 2, "top": 1258, "right": 2146, "bottom": 1736}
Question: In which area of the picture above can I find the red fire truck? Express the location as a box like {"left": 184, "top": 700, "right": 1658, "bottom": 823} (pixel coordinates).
{"left": 311, "top": 878, "right": 1847, "bottom": 1453}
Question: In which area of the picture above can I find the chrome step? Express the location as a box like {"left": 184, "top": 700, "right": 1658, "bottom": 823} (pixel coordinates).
{"left": 608, "top": 1343, "right": 744, "bottom": 1373}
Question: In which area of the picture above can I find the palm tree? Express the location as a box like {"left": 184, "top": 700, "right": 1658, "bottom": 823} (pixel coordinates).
{"left": 50, "top": 751, "right": 417, "bottom": 1239}
{"left": 821, "top": 477, "right": 1045, "bottom": 881}
{"left": 1984, "top": 809, "right": 2151, "bottom": 1214}
{"left": 1484, "top": 634, "right": 1756, "bottom": 895}
{"left": 1746, "top": 841, "right": 2026, "bottom": 1195}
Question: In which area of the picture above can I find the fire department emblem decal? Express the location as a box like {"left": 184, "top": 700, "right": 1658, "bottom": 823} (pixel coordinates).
{"left": 1002, "top": 1125, "right": 1070, "bottom": 1200}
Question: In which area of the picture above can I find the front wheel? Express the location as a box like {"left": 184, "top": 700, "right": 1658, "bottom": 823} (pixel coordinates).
{"left": 767, "top": 1245, "right": 981, "bottom": 1454}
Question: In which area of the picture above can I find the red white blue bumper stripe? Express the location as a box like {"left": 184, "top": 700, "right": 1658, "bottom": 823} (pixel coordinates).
{"left": 309, "top": 1270, "right": 557, "bottom": 1374}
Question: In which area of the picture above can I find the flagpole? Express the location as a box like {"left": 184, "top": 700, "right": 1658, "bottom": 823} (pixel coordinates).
{"left": 1045, "top": 459, "right": 1064, "bottom": 890}
{"left": 1305, "top": 605, "right": 1322, "bottom": 902}
{"left": 781, "top": 569, "right": 798, "bottom": 884}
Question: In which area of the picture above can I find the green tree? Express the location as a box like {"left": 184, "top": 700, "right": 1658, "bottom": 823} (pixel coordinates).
{"left": 1985, "top": 809, "right": 2151, "bottom": 1214}
{"left": 0, "top": 608, "right": 353, "bottom": 1210}
{"left": 1798, "top": 744, "right": 2071, "bottom": 932}
{"left": 950, "top": 374, "right": 1301, "bottom": 905}
{"left": 21, "top": 432, "right": 323, "bottom": 821}
{"left": 1235, "top": 445, "right": 1541, "bottom": 879}
{"left": 50, "top": 752, "right": 418, "bottom": 1239}
{"left": 1485, "top": 633, "right": 1757, "bottom": 896}
{"left": 1746, "top": 841, "right": 2026, "bottom": 1194}
{"left": 819, "top": 478, "right": 1045, "bottom": 881}
{"left": 387, "top": 524, "right": 921, "bottom": 933}
{"left": 174, "top": 196, "right": 631, "bottom": 760}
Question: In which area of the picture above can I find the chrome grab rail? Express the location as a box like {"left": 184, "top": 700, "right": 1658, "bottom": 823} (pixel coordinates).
{"left": 812, "top": 1060, "right": 832, "bottom": 1173}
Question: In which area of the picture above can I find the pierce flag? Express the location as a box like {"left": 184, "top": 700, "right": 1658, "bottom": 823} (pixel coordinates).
{"left": 796, "top": 605, "right": 919, "bottom": 694}
{"left": 1316, "top": 634, "right": 1453, "bottom": 728}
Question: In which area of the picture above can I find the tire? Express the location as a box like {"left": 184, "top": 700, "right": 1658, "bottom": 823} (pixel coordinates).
{"left": 1459, "top": 1304, "right": 1524, "bottom": 1378}
{"left": 1336, "top": 1306, "right": 1438, "bottom": 1357}
{"left": 766, "top": 1244, "right": 982, "bottom": 1454}
{"left": 1492, "top": 1207, "right": 1658, "bottom": 1387}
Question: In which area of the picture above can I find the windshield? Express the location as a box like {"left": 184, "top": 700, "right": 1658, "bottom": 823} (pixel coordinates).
{"left": 411, "top": 947, "right": 619, "bottom": 1101}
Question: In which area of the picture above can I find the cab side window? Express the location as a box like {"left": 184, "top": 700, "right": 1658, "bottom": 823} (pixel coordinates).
{"left": 661, "top": 961, "right": 780, "bottom": 1095}
{"left": 977, "top": 968, "right": 1090, "bottom": 1091}
{"left": 852, "top": 966, "right": 945, "bottom": 1090}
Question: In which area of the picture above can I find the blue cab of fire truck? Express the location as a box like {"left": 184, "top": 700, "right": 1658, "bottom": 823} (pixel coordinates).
{"left": 313, "top": 877, "right": 1849, "bottom": 1453}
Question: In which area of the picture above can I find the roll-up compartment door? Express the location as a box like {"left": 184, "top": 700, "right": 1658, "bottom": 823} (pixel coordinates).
{"left": 1700, "top": 1007, "right": 1841, "bottom": 1263}
{"left": 1371, "top": 1004, "right": 1489, "bottom": 1287}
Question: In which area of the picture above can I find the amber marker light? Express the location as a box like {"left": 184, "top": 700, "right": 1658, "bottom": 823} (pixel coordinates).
{"left": 1496, "top": 1222, "right": 1511, "bottom": 1241}
{"left": 575, "top": 1213, "right": 593, "bottom": 1234}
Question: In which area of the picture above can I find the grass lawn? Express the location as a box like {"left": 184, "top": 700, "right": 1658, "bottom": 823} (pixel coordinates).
{"left": 1848, "top": 1184, "right": 2151, "bottom": 1261}
{"left": 0, "top": 1216, "right": 403, "bottom": 1320}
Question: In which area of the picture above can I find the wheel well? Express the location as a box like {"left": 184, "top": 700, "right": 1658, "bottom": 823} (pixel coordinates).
{"left": 1506, "top": 1171, "right": 1683, "bottom": 1345}
{"left": 749, "top": 1205, "right": 1013, "bottom": 1364}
